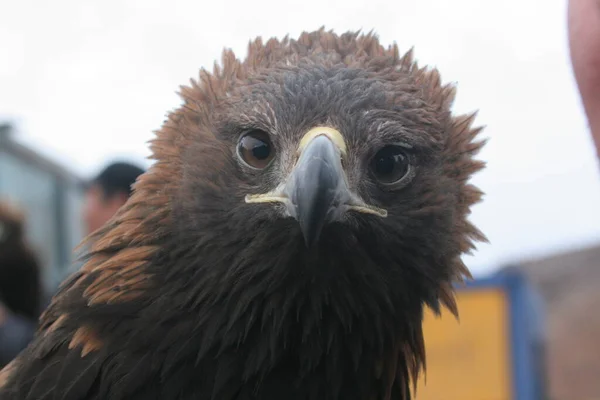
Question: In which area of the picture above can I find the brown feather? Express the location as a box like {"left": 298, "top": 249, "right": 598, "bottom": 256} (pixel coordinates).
{"left": 0, "top": 360, "right": 16, "bottom": 387}
{"left": 68, "top": 326, "right": 103, "bottom": 357}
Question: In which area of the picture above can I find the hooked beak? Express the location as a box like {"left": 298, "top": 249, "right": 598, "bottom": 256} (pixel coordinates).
{"left": 245, "top": 127, "right": 387, "bottom": 247}
{"left": 284, "top": 132, "right": 347, "bottom": 246}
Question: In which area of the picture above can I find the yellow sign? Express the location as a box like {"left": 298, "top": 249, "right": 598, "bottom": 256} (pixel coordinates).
{"left": 414, "top": 288, "right": 512, "bottom": 400}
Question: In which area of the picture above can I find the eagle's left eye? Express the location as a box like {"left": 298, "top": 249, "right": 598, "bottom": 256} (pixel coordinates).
{"left": 237, "top": 130, "right": 275, "bottom": 169}
{"left": 370, "top": 145, "right": 413, "bottom": 186}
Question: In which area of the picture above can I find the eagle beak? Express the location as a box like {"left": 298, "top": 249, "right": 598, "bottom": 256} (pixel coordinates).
{"left": 284, "top": 129, "right": 349, "bottom": 247}
{"left": 245, "top": 127, "right": 387, "bottom": 247}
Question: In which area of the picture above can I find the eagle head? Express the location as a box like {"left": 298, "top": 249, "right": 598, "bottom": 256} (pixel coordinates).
{"left": 144, "top": 29, "right": 487, "bottom": 398}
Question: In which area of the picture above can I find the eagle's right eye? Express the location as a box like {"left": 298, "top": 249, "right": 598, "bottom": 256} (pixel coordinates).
{"left": 237, "top": 130, "right": 275, "bottom": 170}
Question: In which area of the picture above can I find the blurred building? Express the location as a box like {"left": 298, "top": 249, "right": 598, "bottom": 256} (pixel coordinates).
{"left": 415, "top": 267, "right": 547, "bottom": 400}
{"left": 520, "top": 243, "right": 600, "bottom": 400}
{"left": 0, "top": 123, "right": 85, "bottom": 292}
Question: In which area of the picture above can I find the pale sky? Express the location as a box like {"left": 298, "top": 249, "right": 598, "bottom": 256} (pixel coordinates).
{"left": 1, "top": 0, "right": 599, "bottom": 275}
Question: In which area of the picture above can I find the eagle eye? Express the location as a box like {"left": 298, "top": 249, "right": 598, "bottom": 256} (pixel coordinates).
{"left": 370, "top": 145, "right": 413, "bottom": 186}
{"left": 237, "top": 130, "right": 275, "bottom": 169}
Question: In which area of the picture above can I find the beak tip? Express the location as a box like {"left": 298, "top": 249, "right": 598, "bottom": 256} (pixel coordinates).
{"left": 302, "top": 236, "right": 312, "bottom": 249}
{"left": 302, "top": 235, "right": 318, "bottom": 249}
{"left": 298, "top": 219, "right": 321, "bottom": 249}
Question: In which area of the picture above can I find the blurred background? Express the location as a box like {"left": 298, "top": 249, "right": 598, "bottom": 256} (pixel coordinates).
{"left": 1, "top": 0, "right": 599, "bottom": 398}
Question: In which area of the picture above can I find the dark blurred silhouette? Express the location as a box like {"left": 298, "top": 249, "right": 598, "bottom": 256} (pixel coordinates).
{"left": 568, "top": 0, "right": 600, "bottom": 157}
{"left": 82, "top": 161, "right": 146, "bottom": 236}
{"left": 0, "top": 201, "right": 42, "bottom": 368}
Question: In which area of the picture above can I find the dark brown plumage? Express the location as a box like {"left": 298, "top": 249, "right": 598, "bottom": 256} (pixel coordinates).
{"left": 0, "top": 29, "right": 486, "bottom": 400}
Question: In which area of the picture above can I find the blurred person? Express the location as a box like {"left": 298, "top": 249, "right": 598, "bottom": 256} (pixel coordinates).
{"left": 82, "top": 161, "right": 146, "bottom": 236}
{"left": 0, "top": 201, "right": 42, "bottom": 368}
{"left": 568, "top": 0, "right": 600, "bottom": 156}
{"left": 60, "top": 161, "right": 145, "bottom": 281}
